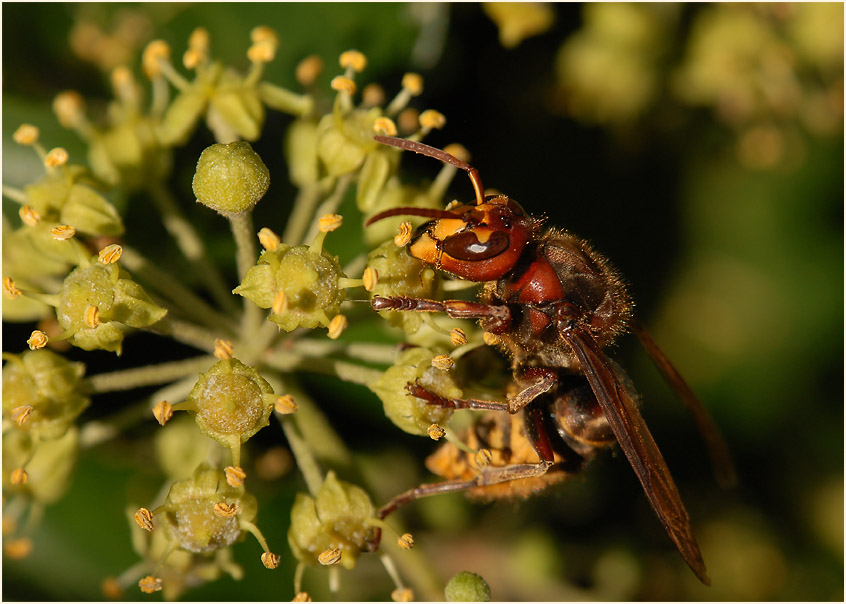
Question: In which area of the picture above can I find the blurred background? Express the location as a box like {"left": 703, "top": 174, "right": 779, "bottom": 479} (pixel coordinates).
{"left": 2, "top": 3, "right": 843, "bottom": 601}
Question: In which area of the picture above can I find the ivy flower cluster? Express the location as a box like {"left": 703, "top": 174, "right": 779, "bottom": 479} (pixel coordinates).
{"left": 2, "top": 25, "right": 495, "bottom": 602}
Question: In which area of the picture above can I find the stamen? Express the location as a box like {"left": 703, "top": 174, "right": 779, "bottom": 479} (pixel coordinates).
{"left": 258, "top": 227, "right": 281, "bottom": 251}
{"left": 225, "top": 465, "right": 246, "bottom": 488}
{"left": 27, "top": 330, "right": 48, "bottom": 350}
{"left": 427, "top": 423, "right": 446, "bottom": 440}
{"left": 19, "top": 205, "right": 41, "bottom": 227}
{"left": 134, "top": 507, "right": 154, "bottom": 531}
{"left": 152, "top": 400, "right": 174, "bottom": 426}
{"left": 97, "top": 244, "right": 123, "bottom": 264}
{"left": 295, "top": 55, "right": 323, "bottom": 87}
{"left": 44, "top": 147, "right": 69, "bottom": 168}
{"left": 214, "top": 338, "right": 234, "bottom": 359}
{"left": 394, "top": 221, "right": 413, "bottom": 246}
{"left": 339, "top": 50, "right": 367, "bottom": 73}
{"left": 327, "top": 314, "right": 348, "bottom": 340}
{"left": 275, "top": 394, "right": 298, "bottom": 415}
{"left": 13, "top": 124, "right": 39, "bottom": 146}
{"left": 318, "top": 548, "right": 342, "bottom": 566}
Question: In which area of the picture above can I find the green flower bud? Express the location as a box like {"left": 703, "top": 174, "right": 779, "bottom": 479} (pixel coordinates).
{"left": 88, "top": 117, "right": 172, "bottom": 189}
{"left": 444, "top": 571, "right": 492, "bottom": 602}
{"left": 2, "top": 427, "right": 79, "bottom": 504}
{"left": 287, "top": 471, "right": 377, "bottom": 570}
{"left": 2, "top": 349, "right": 88, "bottom": 441}
{"left": 284, "top": 119, "right": 320, "bottom": 187}
{"left": 208, "top": 70, "right": 265, "bottom": 142}
{"left": 369, "top": 347, "right": 459, "bottom": 436}
{"left": 192, "top": 142, "right": 270, "bottom": 214}
{"left": 183, "top": 359, "right": 276, "bottom": 450}
{"left": 161, "top": 464, "right": 258, "bottom": 553}
{"left": 55, "top": 257, "right": 167, "bottom": 354}
{"left": 367, "top": 240, "right": 441, "bottom": 334}
{"left": 24, "top": 167, "right": 124, "bottom": 236}
{"left": 234, "top": 244, "right": 346, "bottom": 331}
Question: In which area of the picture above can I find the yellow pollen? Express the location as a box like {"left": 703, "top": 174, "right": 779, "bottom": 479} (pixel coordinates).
{"left": 248, "top": 40, "right": 276, "bottom": 63}
{"left": 318, "top": 213, "right": 343, "bottom": 232}
{"left": 142, "top": 40, "right": 170, "bottom": 78}
{"left": 292, "top": 592, "right": 312, "bottom": 602}
{"left": 225, "top": 465, "right": 247, "bottom": 487}
{"left": 135, "top": 507, "right": 154, "bottom": 531}
{"left": 318, "top": 548, "right": 342, "bottom": 566}
{"left": 443, "top": 143, "right": 471, "bottom": 163}
{"left": 152, "top": 400, "right": 174, "bottom": 426}
{"left": 183, "top": 48, "right": 205, "bottom": 70}
{"left": 427, "top": 423, "right": 446, "bottom": 440}
{"left": 13, "top": 124, "right": 39, "bottom": 145}
{"left": 214, "top": 338, "right": 234, "bottom": 359}
{"left": 327, "top": 314, "right": 348, "bottom": 340}
{"left": 110, "top": 66, "right": 133, "bottom": 89}
{"left": 450, "top": 328, "right": 468, "bottom": 346}
{"left": 275, "top": 394, "right": 298, "bottom": 415}
{"left": 188, "top": 26, "right": 210, "bottom": 51}
{"left": 339, "top": 49, "right": 367, "bottom": 72}
{"left": 257, "top": 227, "right": 281, "bottom": 250}
{"left": 475, "top": 448, "right": 493, "bottom": 467}
{"left": 3, "top": 277, "right": 21, "bottom": 299}
{"left": 213, "top": 502, "right": 239, "bottom": 517}
{"left": 52, "top": 91, "right": 86, "bottom": 128}
{"left": 401, "top": 72, "right": 424, "bottom": 96}
{"left": 50, "top": 225, "right": 76, "bottom": 241}
{"left": 431, "top": 354, "right": 454, "bottom": 371}
{"left": 138, "top": 576, "right": 163, "bottom": 594}
{"left": 261, "top": 551, "right": 281, "bottom": 569}
{"left": 397, "top": 108, "right": 420, "bottom": 134}
{"left": 19, "top": 205, "right": 41, "bottom": 227}
{"left": 330, "top": 75, "right": 356, "bottom": 95}
{"left": 11, "top": 468, "right": 28, "bottom": 486}
{"left": 251, "top": 26, "right": 278, "bottom": 44}
{"left": 392, "top": 587, "right": 414, "bottom": 602}
{"left": 394, "top": 221, "right": 413, "bottom": 247}
{"left": 419, "top": 109, "right": 446, "bottom": 130}
{"left": 397, "top": 532, "right": 414, "bottom": 550}
{"left": 373, "top": 117, "right": 398, "bottom": 136}
{"left": 84, "top": 305, "right": 100, "bottom": 328}
{"left": 295, "top": 55, "right": 324, "bottom": 87}
{"left": 362, "top": 83, "right": 386, "bottom": 107}
{"left": 45, "top": 147, "right": 69, "bottom": 168}
{"left": 27, "top": 330, "right": 48, "bottom": 350}
{"left": 483, "top": 332, "right": 501, "bottom": 346}
{"left": 11, "top": 405, "right": 33, "bottom": 426}
{"left": 98, "top": 243, "right": 123, "bottom": 264}
{"left": 362, "top": 267, "right": 379, "bottom": 292}
{"left": 4, "top": 537, "right": 33, "bottom": 560}
{"left": 272, "top": 289, "right": 288, "bottom": 315}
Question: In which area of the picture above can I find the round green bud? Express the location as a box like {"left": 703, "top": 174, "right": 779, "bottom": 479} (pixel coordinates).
{"left": 192, "top": 141, "right": 269, "bottom": 214}
{"left": 185, "top": 359, "right": 276, "bottom": 448}
{"left": 369, "top": 347, "right": 459, "bottom": 436}
{"left": 162, "top": 464, "right": 258, "bottom": 553}
{"left": 2, "top": 349, "right": 88, "bottom": 441}
{"left": 444, "top": 571, "right": 491, "bottom": 602}
{"left": 287, "top": 471, "right": 376, "bottom": 570}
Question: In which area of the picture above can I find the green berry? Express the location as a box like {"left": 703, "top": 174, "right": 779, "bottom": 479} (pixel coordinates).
{"left": 192, "top": 141, "right": 269, "bottom": 214}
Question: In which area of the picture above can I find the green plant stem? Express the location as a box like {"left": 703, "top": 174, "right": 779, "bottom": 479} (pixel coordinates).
{"left": 227, "top": 210, "right": 264, "bottom": 335}
{"left": 285, "top": 379, "right": 352, "bottom": 468}
{"left": 293, "top": 339, "right": 397, "bottom": 365}
{"left": 83, "top": 356, "right": 214, "bottom": 393}
{"left": 2, "top": 184, "right": 27, "bottom": 204}
{"left": 302, "top": 174, "right": 355, "bottom": 244}
{"left": 282, "top": 181, "right": 327, "bottom": 246}
{"left": 148, "top": 182, "right": 238, "bottom": 313}
{"left": 280, "top": 416, "right": 323, "bottom": 497}
{"left": 238, "top": 319, "right": 280, "bottom": 366}
{"left": 147, "top": 316, "right": 220, "bottom": 352}
{"left": 264, "top": 351, "right": 383, "bottom": 385}
{"left": 120, "top": 244, "right": 239, "bottom": 336}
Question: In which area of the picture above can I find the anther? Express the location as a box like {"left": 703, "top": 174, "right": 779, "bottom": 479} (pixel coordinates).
{"left": 142, "top": 40, "right": 170, "bottom": 78}
{"left": 295, "top": 55, "right": 324, "bottom": 87}
{"left": 443, "top": 144, "right": 471, "bottom": 163}
{"left": 251, "top": 26, "right": 278, "bottom": 45}
{"left": 84, "top": 305, "right": 100, "bottom": 328}
{"left": 138, "top": 576, "right": 163, "bottom": 594}
{"left": 339, "top": 50, "right": 367, "bottom": 73}
{"left": 272, "top": 290, "right": 288, "bottom": 315}
{"left": 373, "top": 117, "right": 398, "bottom": 136}
{"left": 189, "top": 27, "right": 210, "bottom": 51}
{"left": 419, "top": 109, "right": 446, "bottom": 131}
{"left": 52, "top": 92, "right": 86, "bottom": 129}
{"left": 392, "top": 587, "right": 414, "bottom": 602}
{"left": 98, "top": 243, "right": 123, "bottom": 264}
{"left": 275, "top": 394, "right": 298, "bottom": 415}
{"left": 362, "top": 83, "right": 386, "bottom": 107}
{"left": 50, "top": 225, "right": 76, "bottom": 240}
{"left": 483, "top": 332, "right": 501, "bottom": 346}
{"left": 330, "top": 75, "right": 356, "bottom": 95}
{"left": 4, "top": 538, "right": 33, "bottom": 560}
{"left": 318, "top": 547, "right": 342, "bottom": 566}
{"left": 258, "top": 227, "right": 281, "bottom": 250}
{"left": 261, "top": 551, "right": 281, "bottom": 569}
{"left": 397, "top": 533, "right": 414, "bottom": 550}
{"left": 152, "top": 400, "right": 174, "bottom": 426}
{"left": 44, "top": 147, "right": 69, "bottom": 168}
{"left": 3, "top": 277, "right": 21, "bottom": 299}
{"left": 450, "top": 328, "right": 468, "bottom": 346}
{"left": 11, "top": 405, "right": 33, "bottom": 426}
{"left": 427, "top": 423, "right": 446, "bottom": 440}
{"left": 213, "top": 502, "right": 239, "bottom": 517}
{"left": 214, "top": 338, "right": 234, "bottom": 359}
{"left": 394, "top": 221, "right": 413, "bottom": 247}
{"left": 475, "top": 448, "right": 493, "bottom": 467}
{"left": 362, "top": 267, "right": 379, "bottom": 292}
{"left": 27, "top": 331, "right": 48, "bottom": 350}
{"left": 10, "top": 468, "right": 28, "bottom": 486}
{"left": 248, "top": 40, "right": 276, "bottom": 64}
{"left": 225, "top": 465, "right": 247, "bottom": 488}
{"left": 401, "top": 73, "right": 424, "bottom": 96}
{"left": 397, "top": 108, "right": 420, "bottom": 134}
{"left": 135, "top": 507, "right": 154, "bottom": 531}
{"left": 431, "top": 354, "right": 454, "bottom": 371}
{"left": 13, "top": 124, "right": 39, "bottom": 146}
{"left": 327, "top": 314, "right": 348, "bottom": 340}
{"left": 318, "top": 213, "right": 343, "bottom": 232}
{"left": 292, "top": 592, "right": 312, "bottom": 602}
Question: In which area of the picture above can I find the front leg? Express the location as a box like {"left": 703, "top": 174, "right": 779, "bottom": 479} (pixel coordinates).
{"left": 371, "top": 295, "right": 512, "bottom": 334}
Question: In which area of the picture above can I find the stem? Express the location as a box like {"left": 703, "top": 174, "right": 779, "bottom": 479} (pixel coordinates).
{"left": 227, "top": 210, "right": 263, "bottom": 335}
{"left": 2, "top": 184, "right": 27, "bottom": 204}
{"left": 146, "top": 316, "right": 221, "bottom": 352}
{"left": 83, "top": 356, "right": 214, "bottom": 393}
{"left": 238, "top": 319, "right": 280, "bottom": 366}
{"left": 263, "top": 351, "right": 383, "bottom": 386}
{"left": 120, "top": 245, "right": 239, "bottom": 335}
{"left": 147, "top": 182, "right": 238, "bottom": 313}
{"left": 280, "top": 416, "right": 323, "bottom": 497}
{"left": 293, "top": 340, "right": 397, "bottom": 365}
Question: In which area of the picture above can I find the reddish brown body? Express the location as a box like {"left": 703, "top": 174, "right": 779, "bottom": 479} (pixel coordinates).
{"left": 366, "top": 135, "right": 734, "bottom": 585}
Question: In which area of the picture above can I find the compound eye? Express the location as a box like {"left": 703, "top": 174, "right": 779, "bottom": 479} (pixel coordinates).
{"left": 441, "top": 229, "right": 510, "bottom": 261}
